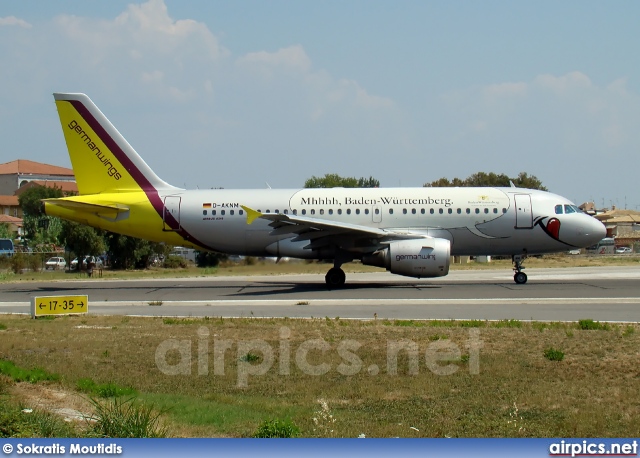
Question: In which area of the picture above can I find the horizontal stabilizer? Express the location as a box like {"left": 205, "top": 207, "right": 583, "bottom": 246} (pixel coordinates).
{"left": 44, "top": 198, "right": 130, "bottom": 220}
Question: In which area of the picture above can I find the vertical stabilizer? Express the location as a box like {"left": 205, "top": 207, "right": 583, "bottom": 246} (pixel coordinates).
{"left": 53, "top": 93, "right": 179, "bottom": 195}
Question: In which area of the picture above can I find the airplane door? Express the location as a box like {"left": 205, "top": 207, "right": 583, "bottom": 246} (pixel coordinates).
{"left": 514, "top": 194, "right": 533, "bottom": 229}
{"left": 163, "top": 196, "right": 181, "bottom": 231}
{"left": 372, "top": 205, "right": 382, "bottom": 223}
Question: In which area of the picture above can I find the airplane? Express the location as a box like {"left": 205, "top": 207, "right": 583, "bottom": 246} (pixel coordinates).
{"left": 45, "top": 93, "right": 606, "bottom": 287}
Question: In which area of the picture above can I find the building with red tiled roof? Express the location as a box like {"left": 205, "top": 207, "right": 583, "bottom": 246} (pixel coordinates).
{"left": 0, "top": 160, "right": 75, "bottom": 195}
{"left": 0, "top": 195, "right": 21, "bottom": 218}
{"left": 0, "top": 214, "right": 23, "bottom": 237}
{"left": 14, "top": 180, "right": 78, "bottom": 196}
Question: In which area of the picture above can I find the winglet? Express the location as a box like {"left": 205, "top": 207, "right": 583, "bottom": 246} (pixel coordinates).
{"left": 241, "top": 205, "right": 263, "bottom": 225}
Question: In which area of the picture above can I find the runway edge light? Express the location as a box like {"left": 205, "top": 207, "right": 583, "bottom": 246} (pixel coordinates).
{"left": 30, "top": 295, "right": 89, "bottom": 318}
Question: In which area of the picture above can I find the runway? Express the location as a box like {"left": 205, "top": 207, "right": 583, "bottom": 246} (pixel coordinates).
{"left": 1, "top": 266, "right": 639, "bottom": 322}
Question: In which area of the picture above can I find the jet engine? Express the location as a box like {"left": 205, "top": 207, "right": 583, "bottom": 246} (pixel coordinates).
{"left": 362, "top": 238, "right": 450, "bottom": 278}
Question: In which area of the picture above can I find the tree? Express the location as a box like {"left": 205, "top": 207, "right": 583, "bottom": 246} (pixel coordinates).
{"left": 18, "top": 185, "right": 64, "bottom": 218}
{"left": 0, "top": 223, "right": 12, "bottom": 239}
{"left": 18, "top": 185, "right": 65, "bottom": 243}
{"left": 59, "top": 221, "right": 105, "bottom": 265}
{"left": 305, "top": 174, "right": 380, "bottom": 188}
{"left": 105, "top": 232, "right": 172, "bottom": 269}
{"left": 424, "top": 172, "right": 547, "bottom": 191}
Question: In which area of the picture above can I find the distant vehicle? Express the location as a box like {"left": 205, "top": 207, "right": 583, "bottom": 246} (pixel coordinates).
{"left": 586, "top": 237, "right": 615, "bottom": 255}
{"left": 567, "top": 249, "right": 581, "bottom": 255}
{"left": 0, "top": 238, "right": 14, "bottom": 256}
{"left": 45, "top": 257, "right": 66, "bottom": 270}
{"left": 615, "top": 246, "right": 632, "bottom": 254}
{"left": 71, "top": 256, "right": 103, "bottom": 270}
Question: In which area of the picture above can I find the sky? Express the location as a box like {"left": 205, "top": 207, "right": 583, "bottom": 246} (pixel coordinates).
{"left": 1, "top": 0, "right": 639, "bottom": 209}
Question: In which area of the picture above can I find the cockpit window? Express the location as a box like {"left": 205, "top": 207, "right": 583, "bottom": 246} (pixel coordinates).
{"left": 555, "top": 205, "right": 563, "bottom": 214}
{"left": 564, "top": 204, "right": 576, "bottom": 214}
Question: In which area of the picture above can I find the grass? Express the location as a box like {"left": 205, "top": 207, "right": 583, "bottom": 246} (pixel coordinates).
{"left": 0, "top": 359, "right": 59, "bottom": 383}
{"left": 0, "top": 314, "right": 638, "bottom": 437}
{"left": 76, "top": 378, "right": 137, "bottom": 398}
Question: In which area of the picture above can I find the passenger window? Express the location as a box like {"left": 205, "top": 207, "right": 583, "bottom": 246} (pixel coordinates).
{"left": 239, "top": 210, "right": 244, "bottom": 216}
{"left": 484, "top": 208, "right": 489, "bottom": 214}
{"left": 375, "top": 208, "right": 380, "bottom": 215}
{"left": 555, "top": 205, "right": 563, "bottom": 214}
{"left": 411, "top": 209, "right": 416, "bottom": 214}
{"left": 230, "top": 210, "right": 234, "bottom": 215}
{"left": 337, "top": 209, "right": 342, "bottom": 215}
{"left": 328, "top": 209, "right": 333, "bottom": 215}
{"left": 275, "top": 209, "right": 279, "bottom": 214}
{"left": 466, "top": 208, "right": 471, "bottom": 214}
{"left": 389, "top": 209, "right": 394, "bottom": 215}
{"left": 430, "top": 209, "right": 434, "bottom": 214}
{"left": 564, "top": 205, "right": 575, "bottom": 214}
{"left": 475, "top": 208, "right": 480, "bottom": 214}
{"left": 203, "top": 210, "right": 207, "bottom": 215}
{"left": 293, "top": 209, "right": 298, "bottom": 215}
{"left": 365, "top": 209, "right": 369, "bottom": 215}
{"left": 403, "top": 209, "right": 407, "bottom": 214}
{"left": 457, "top": 208, "right": 461, "bottom": 214}
{"left": 212, "top": 210, "right": 216, "bottom": 215}
{"left": 421, "top": 209, "right": 425, "bottom": 214}
{"left": 311, "top": 209, "right": 316, "bottom": 215}
{"left": 319, "top": 209, "right": 324, "bottom": 215}
{"left": 502, "top": 208, "right": 507, "bottom": 214}
{"left": 301, "top": 209, "right": 306, "bottom": 215}
{"left": 356, "top": 209, "right": 360, "bottom": 215}
{"left": 448, "top": 208, "right": 453, "bottom": 214}
{"left": 347, "top": 209, "right": 351, "bottom": 215}
{"left": 493, "top": 208, "right": 498, "bottom": 214}
{"left": 266, "top": 209, "right": 270, "bottom": 213}
{"left": 284, "top": 209, "right": 288, "bottom": 215}
{"left": 221, "top": 210, "right": 225, "bottom": 215}
{"left": 439, "top": 209, "right": 444, "bottom": 214}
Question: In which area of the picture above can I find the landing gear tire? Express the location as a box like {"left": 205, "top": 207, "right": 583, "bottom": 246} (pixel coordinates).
{"left": 325, "top": 267, "right": 346, "bottom": 288}
{"left": 514, "top": 272, "right": 528, "bottom": 284}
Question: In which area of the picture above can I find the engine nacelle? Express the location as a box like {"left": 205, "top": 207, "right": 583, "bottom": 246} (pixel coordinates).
{"left": 362, "top": 238, "right": 450, "bottom": 278}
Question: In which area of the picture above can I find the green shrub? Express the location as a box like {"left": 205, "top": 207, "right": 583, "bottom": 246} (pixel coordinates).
{"left": 578, "top": 319, "right": 610, "bottom": 331}
{"left": 163, "top": 255, "right": 187, "bottom": 269}
{"left": 543, "top": 347, "right": 565, "bottom": 361}
{"left": 10, "top": 253, "right": 26, "bottom": 274}
{"left": 88, "top": 396, "right": 167, "bottom": 438}
{"left": 253, "top": 418, "right": 300, "bottom": 438}
{"left": 27, "top": 254, "right": 43, "bottom": 273}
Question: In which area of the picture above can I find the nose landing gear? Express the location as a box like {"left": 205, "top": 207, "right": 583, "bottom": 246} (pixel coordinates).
{"left": 512, "top": 254, "right": 528, "bottom": 284}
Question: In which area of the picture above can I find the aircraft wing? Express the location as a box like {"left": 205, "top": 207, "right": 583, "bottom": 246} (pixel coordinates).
{"left": 241, "top": 205, "right": 426, "bottom": 251}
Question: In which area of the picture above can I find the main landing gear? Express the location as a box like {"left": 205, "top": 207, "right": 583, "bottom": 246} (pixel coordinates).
{"left": 512, "top": 254, "right": 527, "bottom": 284}
{"left": 325, "top": 267, "right": 346, "bottom": 288}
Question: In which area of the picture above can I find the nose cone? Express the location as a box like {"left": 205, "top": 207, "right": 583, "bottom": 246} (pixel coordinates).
{"left": 584, "top": 216, "right": 607, "bottom": 246}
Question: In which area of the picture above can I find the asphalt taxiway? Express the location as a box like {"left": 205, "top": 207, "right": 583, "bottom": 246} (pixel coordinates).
{"left": 1, "top": 266, "right": 639, "bottom": 322}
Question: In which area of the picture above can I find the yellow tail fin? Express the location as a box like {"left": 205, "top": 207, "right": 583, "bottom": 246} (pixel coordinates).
{"left": 53, "top": 93, "right": 178, "bottom": 195}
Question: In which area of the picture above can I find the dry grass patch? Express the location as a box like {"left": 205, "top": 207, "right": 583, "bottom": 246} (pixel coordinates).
{"left": 0, "top": 315, "right": 638, "bottom": 437}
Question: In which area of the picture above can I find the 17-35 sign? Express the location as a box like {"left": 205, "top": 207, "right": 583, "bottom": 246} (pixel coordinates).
{"left": 30, "top": 295, "right": 88, "bottom": 317}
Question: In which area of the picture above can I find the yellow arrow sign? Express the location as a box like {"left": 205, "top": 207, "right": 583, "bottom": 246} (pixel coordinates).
{"left": 30, "top": 295, "right": 89, "bottom": 317}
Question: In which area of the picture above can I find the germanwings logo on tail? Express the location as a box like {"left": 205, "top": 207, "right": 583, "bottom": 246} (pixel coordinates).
{"left": 67, "top": 119, "right": 122, "bottom": 180}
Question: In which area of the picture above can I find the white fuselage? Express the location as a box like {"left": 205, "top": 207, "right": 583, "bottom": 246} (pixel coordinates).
{"left": 158, "top": 186, "right": 605, "bottom": 258}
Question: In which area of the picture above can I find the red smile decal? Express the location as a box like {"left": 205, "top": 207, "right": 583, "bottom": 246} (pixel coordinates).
{"left": 546, "top": 218, "right": 561, "bottom": 239}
